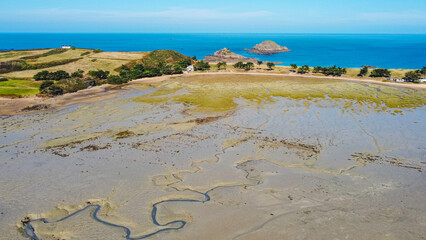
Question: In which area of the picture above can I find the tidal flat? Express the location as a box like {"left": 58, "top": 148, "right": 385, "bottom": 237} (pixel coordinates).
{"left": 1, "top": 75, "right": 425, "bottom": 239}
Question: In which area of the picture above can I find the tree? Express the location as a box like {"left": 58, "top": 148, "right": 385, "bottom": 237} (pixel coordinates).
{"left": 89, "top": 70, "right": 110, "bottom": 79}
{"left": 130, "top": 64, "right": 145, "bottom": 79}
{"left": 53, "top": 70, "right": 70, "bottom": 80}
{"left": 34, "top": 70, "right": 49, "bottom": 81}
{"left": 313, "top": 66, "right": 323, "bottom": 73}
{"left": 39, "top": 80, "right": 54, "bottom": 91}
{"left": 195, "top": 61, "right": 211, "bottom": 71}
{"left": 178, "top": 58, "right": 192, "bottom": 68}
{"left": 217, "top": 61, "right": 227, "bottom": 70}
{"left": 267, "top": 62, "right": 275, "bottom": 70}
{"left": 71, "top": 46, "right": 76, "bottom": 50}
{"left": 245, "top": 62, "right": 254, "bottom": 71}
{"left": 290, "top": 64, "right": 297, "bottom": 71}
{"left": 370, "top": 68, "right": 391, "bottom": 78}
{"left": 42, "top": 85, "right": 64, "bottom": 96}
{"left": 107, "top": 75, "right": 128, "bottom": 85}
{"left": 217, "top": 62, "right": 223, "bottom": 70}
{"left": 421, "top": 66, "right": 426, "bottom": 78}
{"left": 257, "top": 61, "right": 263, "bottom": 66}
{"left": 71, "top": 69, "right": 84, "bottom": 78}
{"left": 173, "top": 64, "right": 183, "bottom": 74}
{"left": 404, "top": 70, "right": 422, "bottom": 82}
{"left": 358, "top": 67, "right": 368, "bottom": 77}
{"left": 297, "top": 65, "right": 310, "bottom": 74}
{"left": 320, "top": 65, "right": 346, "bottom": 76}
{"left": 234, "top": 61, "right": 245, "bottom": 69}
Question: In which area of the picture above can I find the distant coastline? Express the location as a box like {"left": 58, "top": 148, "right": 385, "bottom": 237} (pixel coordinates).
{"left": 0, "top": 33, "right": 425, "bottom": 69}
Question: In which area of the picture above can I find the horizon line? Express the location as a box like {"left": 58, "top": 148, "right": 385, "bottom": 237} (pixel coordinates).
{"left": 1, "top": 32, "right": 426, "bottom": 35}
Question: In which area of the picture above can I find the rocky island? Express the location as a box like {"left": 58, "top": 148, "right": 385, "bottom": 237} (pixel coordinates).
{"left": 204, "top": 48, "right": 258, "bottom": 64}
{"left": 245, "top": 40, "right": 291, "bottom": 55}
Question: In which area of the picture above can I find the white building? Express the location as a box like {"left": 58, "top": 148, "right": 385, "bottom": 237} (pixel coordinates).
{"left": 62, "top": 45, "right": 71, "bottom": 49}
{"left": 419, "top": 79, "right": 426, "bottom": 83}
{"left": 184, "top": 65, "right": 194, "bottom": 73}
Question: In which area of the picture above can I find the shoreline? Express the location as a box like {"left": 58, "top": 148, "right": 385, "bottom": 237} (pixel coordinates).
{"left": 1, "top": 72, "right": 425, "bottom": 116}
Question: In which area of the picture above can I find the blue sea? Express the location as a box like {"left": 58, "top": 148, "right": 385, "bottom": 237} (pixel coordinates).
{"left": 1, "top": 33, "right": 425, "bottom": 69}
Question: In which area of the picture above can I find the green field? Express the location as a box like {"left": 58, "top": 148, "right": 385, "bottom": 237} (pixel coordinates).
{"left": 0, "top": 79, "right": 40, "bottom": 97}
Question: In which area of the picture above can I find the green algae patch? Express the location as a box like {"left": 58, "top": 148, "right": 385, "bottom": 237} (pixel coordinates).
{"left": 129, "top": 75, "right": 426, "bottom": 113}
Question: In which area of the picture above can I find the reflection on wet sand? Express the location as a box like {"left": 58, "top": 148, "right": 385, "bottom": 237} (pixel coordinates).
{"left": 0, "top": 75, "right": 425, "bottom": 239}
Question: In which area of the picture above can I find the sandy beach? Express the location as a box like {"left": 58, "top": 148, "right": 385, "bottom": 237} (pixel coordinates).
{"left": 1, "top": 74, "right": 425, "bottom": 239}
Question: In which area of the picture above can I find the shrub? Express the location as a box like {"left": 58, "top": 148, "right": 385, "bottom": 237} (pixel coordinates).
{"left": 370, "top": 68, "right": 391, "bottom": 78}
{"left": 53, "top": 70, "right": 70, "bottom": 80}
{"left": 267, "top": 62, "right": 275, "bottom": 70}
{"left": 297, "top": 65, "right": 310, "bottom": 74}
{"left": 81, "top": 52, "right": 90, "bottom": 56}
{"left": 194, "top": 61, "right": 210, "bottom": 71}
{"left": 93, "top": 49, "right": 102, "bottom": 53}
{"left": 173, "top": 64, "right": 183, "bottom": 74}
{"left": 321, "top": 66, "right": 346, "bottom": 76}
{"left": 178, "top": 58, "right": 192, "bottom": 68}
{"left": 71, "top": 46, "right": 76, "bottom": 50}
{"left": 217, "top": 61, "right": 227, "bottom": 70}
{"left": 20, "top": 48, "right": 68, "bottom": 60}
{"left": 290, "top": 64, "right": 297, "bottom": 70}
{"left": 143, "top": 68, "right": 162, "bottom": 77}
{"left": 83, "top": 77, "right": 96, "bottom": 86}
{"left": 404, "top": 70, "right": 422, "bottom": 82}
{"left": 107, "top": 75, "right": 128, "bottom": 85}
{"left": 34, "top": 70, "right": 71, "bottom": 81}
{"left": 34, "top": 70, "right": 49, "bottom": 81}
{"left": 0, "top": 77, "right": 8, "bottom": 82}
{"left": 39, "top": 80, "right": 54, "bottom": 91}
{"left": 313, "top": 66, "right": 323, "bottom": 73}
{"left": 55, "top": 78, "right": 92, "bottom": 93}
{"left": 88, "top": 70, "right": 110, "bottom": 79}
{"left": 244, "top": 62, "right": 254, "bottom": 71}
{"left": 71, "top": 69, "right": 84, "bottom": 78}
{"left": 358, "top": 67, "right": 368, "bottom": 77}
{"left": 42, "top": 85, "right": 64, "bottom": 96}
{"left": 234, "top": 61, "right": 245, "bottom": 69}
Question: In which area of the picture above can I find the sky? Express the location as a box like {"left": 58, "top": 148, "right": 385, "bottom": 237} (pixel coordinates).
{"left": 0, "top": 0, "right": 425, "bottom": 33}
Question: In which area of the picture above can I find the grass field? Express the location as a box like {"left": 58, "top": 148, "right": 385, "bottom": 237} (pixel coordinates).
{"left": 0, "top": 79, "right": 40, "bottom": 97}
{"left": 1, "top": 48, "right": 149, "bottom": 79}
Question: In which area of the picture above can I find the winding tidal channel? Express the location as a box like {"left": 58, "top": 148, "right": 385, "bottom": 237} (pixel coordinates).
{"left": 1, "top": 75, "right": 426, "bottom": 239}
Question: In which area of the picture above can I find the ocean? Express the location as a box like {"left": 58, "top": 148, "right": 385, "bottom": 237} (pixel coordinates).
{"left": 0, "top": 33, "right": 425, "bottom": 69}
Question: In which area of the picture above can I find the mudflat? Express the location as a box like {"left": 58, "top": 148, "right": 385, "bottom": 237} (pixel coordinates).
{"left": 1, "top": 75, "right": 425, "bottom": 239}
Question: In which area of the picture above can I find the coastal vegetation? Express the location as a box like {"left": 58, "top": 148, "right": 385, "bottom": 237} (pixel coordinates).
{"left": 267, "top": 62, "right": 275, "bottom": 70}
{"left": 312, "top": 65, "right": 347, "bottom": 76}
{"left": 370, "top": 68, "right": 391, "bottom": 78}
{"left": 20, "top": 48, "right": 69, "bottom": 60}
{"left": 0, "top": 48, "right": 423, "bottom": 98}
{"left": 133, "top": 75, "right": 426, "bottom": 113}
{"left": 34, "top": 70, "right": 70, "bottom": 81}
{"left": 217, "top": 61, "right": 227, "bottom": 70}
{"left": 0, "top": 78, "right": 40, "bottom": 97}
{"left": 297, "top": 65, "right": 310, "bottom": 74}
{"left": 358, "top": 67, "right": 369, "bottom": 77}
{"left": 234, "top": 61, "right": 255, "bottom": 70}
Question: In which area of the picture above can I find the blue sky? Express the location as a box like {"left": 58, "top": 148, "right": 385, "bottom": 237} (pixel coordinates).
{"left": 0, "top": 0, "right": 425, "bottom": 33}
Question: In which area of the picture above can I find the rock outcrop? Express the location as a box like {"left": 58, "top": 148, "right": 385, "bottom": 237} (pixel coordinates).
{"left": 245, "top": 40, "right": 290, "bottom": 55}
{"left": 204, "top": 48, "right": 258, "bottom": 64}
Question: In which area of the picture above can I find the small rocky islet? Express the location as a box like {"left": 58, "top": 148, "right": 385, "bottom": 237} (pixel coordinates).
{"left": 245, "top": 40, "right": 291, "bottom": 55}
{"left": 204, "top": 48, "right": 258, "bottom": 64}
